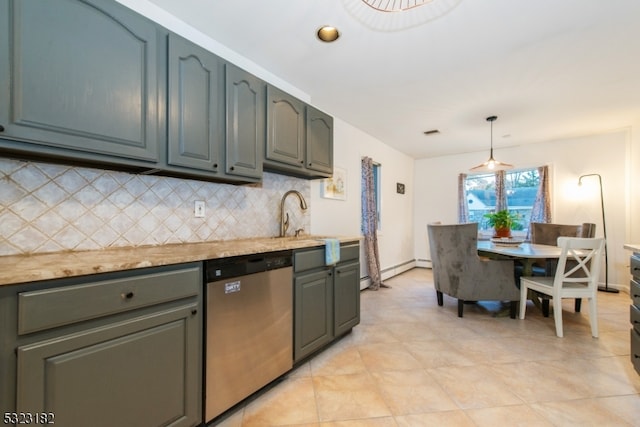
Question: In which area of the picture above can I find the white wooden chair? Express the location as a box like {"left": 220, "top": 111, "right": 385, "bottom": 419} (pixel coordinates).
{"left": 519, "top": 237, "right": 605, "bottom": 337}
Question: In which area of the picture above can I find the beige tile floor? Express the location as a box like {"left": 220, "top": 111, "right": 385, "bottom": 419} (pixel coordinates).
{"left": 213, "top": 268, "right": 640, "bottom": 426}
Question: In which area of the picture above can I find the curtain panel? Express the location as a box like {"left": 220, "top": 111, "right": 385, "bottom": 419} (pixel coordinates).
{"left": 529, "top": 165, "right": 551, "bottom": 227}
{"left": 494, "top": 170, "right": 508, "bottom": 212}
{"left": 458, "top": 173, "right": 469, "bottom": 223}
{"left": 361, "top": 157, "right": 385, "bottom": 290}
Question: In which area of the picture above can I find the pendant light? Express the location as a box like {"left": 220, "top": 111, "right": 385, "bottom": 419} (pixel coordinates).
{"left": 470, "top": 115, "right": 513, "bottom": 172}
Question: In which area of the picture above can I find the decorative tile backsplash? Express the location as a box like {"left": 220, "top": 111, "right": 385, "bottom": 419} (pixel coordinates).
{"left": 0, "top": 158, "right": 310, "bottom": 256}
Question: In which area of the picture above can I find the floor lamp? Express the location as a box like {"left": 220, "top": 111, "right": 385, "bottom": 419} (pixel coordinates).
{"left": 578, "top": 173, "right": 618, "bottom": 293}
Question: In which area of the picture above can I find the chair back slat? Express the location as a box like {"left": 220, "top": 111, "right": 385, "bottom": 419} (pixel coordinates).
{"left": 554, "top": 237, "right": 605, "bottom": 290}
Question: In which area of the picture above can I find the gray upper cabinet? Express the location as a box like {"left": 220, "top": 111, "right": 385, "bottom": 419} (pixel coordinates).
{"left": 0, "top": 0, "right": 159, "bottom": 165}
{"left": 306, "top": 106, "right": 334, "bottom": 176}
{"left": 167, "top": 33, "right": 223, "bottom": 174}
{"left": 225, "top": 64, "right": 264, "bottom": 181}
{"left": 264, "top": 85, "right": 334, "bottom": 179}
{"left": 265, "top": 85, "right": 305, "bottom": 170}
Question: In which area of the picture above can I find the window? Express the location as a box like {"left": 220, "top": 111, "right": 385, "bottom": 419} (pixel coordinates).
{"left": 465, "top": 168, "right": 540, "bottom": 234}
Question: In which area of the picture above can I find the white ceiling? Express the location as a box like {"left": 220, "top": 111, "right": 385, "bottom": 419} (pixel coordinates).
{"left": 146, "top": 0, "right": 640, "bottom": 160}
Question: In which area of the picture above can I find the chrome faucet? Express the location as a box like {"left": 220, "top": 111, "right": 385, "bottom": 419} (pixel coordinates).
{"left": 280, "top": 190, "right": 308, "bottom": 237}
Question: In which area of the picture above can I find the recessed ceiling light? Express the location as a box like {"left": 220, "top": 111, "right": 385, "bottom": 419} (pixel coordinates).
{"left": 317, "top": 26, "right": 340, "bottom": 43}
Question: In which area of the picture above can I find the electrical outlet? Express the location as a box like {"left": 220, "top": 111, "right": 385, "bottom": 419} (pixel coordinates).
{"left": 194, "top": 200, "right": 206, "bottom": 218}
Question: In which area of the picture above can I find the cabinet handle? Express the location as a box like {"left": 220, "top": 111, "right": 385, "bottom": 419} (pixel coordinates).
{"left": 308, "top": 163, "right": 312, "bottom": 167}
{"left": 213, "top": 163, "right": 218, "bottom": 169}
{"left": 230, "top": 166, "right": 235, "bottom": 171}
{"left": 300, "top": 160, "right": 304, "bottom": 164}
{"left": 328, "top": 272, "right": 332, "bottom": 276}
{"left": 121, "top": 291, "right": 135, "bottom": 300}
{"left": 0, "top": 125, "right": 4, "bottom": 132}
{"left": 191, "top": 309, "right": 198, "bottom": 316}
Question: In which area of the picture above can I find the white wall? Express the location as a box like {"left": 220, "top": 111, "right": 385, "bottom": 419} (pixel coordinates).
{"left": 311, "top": 118, "right": 415, "bottom": 280}
{"left": 414, "top": 129, "right": 633, "bottom": 289}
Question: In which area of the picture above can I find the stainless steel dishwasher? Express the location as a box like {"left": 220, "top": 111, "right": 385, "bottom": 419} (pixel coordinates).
{"left": 204, "top": 251, "right": 293, "bottom": 422}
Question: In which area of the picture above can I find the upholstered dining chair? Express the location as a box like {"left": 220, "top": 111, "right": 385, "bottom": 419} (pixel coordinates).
{"left": 529, "top": 222, "right": 596, "bottom": 316}
{"left": 427, "top": 223, "right": 520, "bottom": 318}
{"left": 519, "top": 237, "right": 605, "bottom": 337}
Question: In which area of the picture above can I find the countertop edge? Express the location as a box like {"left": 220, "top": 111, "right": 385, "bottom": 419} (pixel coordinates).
{"left": 0, "top": 236, "right": 362, "bottom": 286}
{"left": 624, "top": 243, "right": 640, "bottom": 252}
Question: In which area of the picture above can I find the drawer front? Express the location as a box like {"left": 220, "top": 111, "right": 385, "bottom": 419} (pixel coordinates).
{"left": 294, "top": 248, "right": 325, "bottom": 273}
{"left": 341, "top": 243, "right": 360, "bottom": 263}
{"left": 18, "top": 264, "right": 201, "bottom": 335}
{"left": 294, "top": 242, "right": 361, "bottom": 273}
{"left": 631, "top": 255, "right": 640, "bottom": 280}
{"left": 632, "top": 304, "right": 640, "bottom": 334}
{"left": 632, "top": 279, "right": 640, "bottom": 308}
{"left": 632, "top": 329, "right": 640, "bottom": 375}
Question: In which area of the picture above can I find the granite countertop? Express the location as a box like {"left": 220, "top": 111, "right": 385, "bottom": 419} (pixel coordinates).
{"left": 624, "top": 243, "right": 640, "bottom": 252}
{"left": 0, "top": 235, "right": 361, "bottom": 287}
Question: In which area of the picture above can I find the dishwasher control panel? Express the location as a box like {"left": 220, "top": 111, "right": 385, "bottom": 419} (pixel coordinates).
{"left": 205, "top": 250, "right": 293, "bottom": 282}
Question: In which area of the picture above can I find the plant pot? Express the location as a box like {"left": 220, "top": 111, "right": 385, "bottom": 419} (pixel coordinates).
{"left": 493, "top": 227, "right": 512, "bottom": 238}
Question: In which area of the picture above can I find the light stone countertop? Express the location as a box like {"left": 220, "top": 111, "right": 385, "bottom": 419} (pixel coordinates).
{"left": 0, "top": 236, "right": 361, "bottom": 287}
{"left": 624, "top": 243, "right": 640, "bottom": 253}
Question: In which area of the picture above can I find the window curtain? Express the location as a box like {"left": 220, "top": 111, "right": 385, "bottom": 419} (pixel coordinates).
{"left": 494, "top": 170, "right": 508, "bottom": 212}
{"left": 457, "top": 173, "right": 469, "bottom": 223}
{"left": 529, "top": 165, "right": 551, "bottom": 227}
{"left": 361, "top": 157, "right": 386, "bottom": 290}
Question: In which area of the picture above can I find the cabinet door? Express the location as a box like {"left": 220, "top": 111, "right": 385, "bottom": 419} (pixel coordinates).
{"left": 225, "top": 64, "right": 264, "bottom": 180}
{"left": 334, "top": 261, "right": 361, "bottom": 336}
{"left": 294, "top": 269, "right": 333, "bottom": 362}
{"left": 266, "top": 85, "right": 305, "bottom": 169}
{"left": 0, "top": 0, "right": 159, "bottom": 162}
{"left": 305, "top": 106, "right": 333, "bottom": 176}
{"left": 167, "top": 33, "right": 223, "bottom": 173}
{"left": 16, "top": 303, "right": 201, "bottom": 427}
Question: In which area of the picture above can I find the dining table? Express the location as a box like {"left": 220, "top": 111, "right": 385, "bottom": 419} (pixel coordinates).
{"left": 477, "top": 240, "right": 563, "bottom": 275}
{"left": 477, "top": 239, "right": 566, "bottom": 315}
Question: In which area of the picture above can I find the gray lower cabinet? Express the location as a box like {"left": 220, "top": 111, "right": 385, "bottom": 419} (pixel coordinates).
{"left": 334, "top": 260, "right": 361, "bottom": 336}
{"left": 630, "top": 254, "right": 640, "bottom": 375}
{"left": 293, "top": 242, "right": 360, "bottom": 362}
{"left": 0, "top": 263, "right": 203, "bottom": 427}
{"left": 225, "top": 64, "right": 265, "bottom": 181}
{"left": 0, "top": 0, "right": 159, "bottom": 166}
{"left": 294, "top": 269, "right": 334, "bottom": 361}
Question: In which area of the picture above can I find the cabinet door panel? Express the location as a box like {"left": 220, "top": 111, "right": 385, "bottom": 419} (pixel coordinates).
{"left": 306, "top": 106, "right": 333, "bottom": 175}
{"left": 1, "top": 0, "right": 158, "bottom": 161}
{"left": 17, "top": 304, "right": 200, "bottom": 427}
{"left": 334, "top": 262, "right": 360, "bottom": 336}
{"left": 225, "top": 64, "right": 264, "bottom": 180}
{"left": 294, "top": 270, "right": 333, "bottom": 362}
{"left": 266, "top": 85, "right": 304, "bottom": 168}
{"left": 168, "top": 33, "right": 222, "bottom": 172}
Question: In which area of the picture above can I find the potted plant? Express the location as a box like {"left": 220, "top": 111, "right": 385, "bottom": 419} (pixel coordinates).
{"left": 483, "top": 209, "right": 521, "bottom": 238}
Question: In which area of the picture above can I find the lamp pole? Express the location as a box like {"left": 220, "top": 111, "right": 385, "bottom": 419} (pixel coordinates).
{"left": 578, "top": 174, "right": 618, "bottom": 293}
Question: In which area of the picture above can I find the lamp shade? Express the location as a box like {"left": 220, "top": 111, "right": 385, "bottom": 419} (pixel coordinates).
{"left": 470, "top": 116, "right": 513, "bottom": 172}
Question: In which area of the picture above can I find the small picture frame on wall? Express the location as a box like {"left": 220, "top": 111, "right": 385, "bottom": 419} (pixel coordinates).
{"left": 322, "top": 167, "right": 347, "bottom": 200}
{"left": 396, "top": 183, "right": 405, "bottom": 194}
